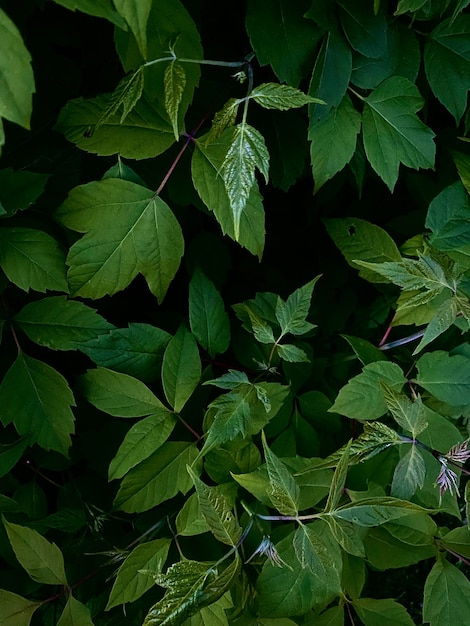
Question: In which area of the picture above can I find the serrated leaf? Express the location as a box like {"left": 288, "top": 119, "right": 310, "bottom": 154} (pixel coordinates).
{"left": 189, "top": 269, "right": 230, "bottom": 357}
{"left": 0, "top": 8, "right": 34, "bottom": 129}
{"left": 162, "top": 326, "right": 201, "bottom": 413}
{"left": 276, "top": 344, "right": 309, "bottom": 363}
{"left": 331, "top": 497, "right": 429, "bottom": 527}
{"left": 362, "top": 76, "right": 436, "bottom": 191}
{"left": 108, "top": 409, "right": 177, "bottom": 480}
{"left": 354, "top": 256, "right": 450, "bottom": 292}
{"left": 164, "top": 62, "right": 186, "bottom": 141}
{"left": 220, "top": 124, "right": 270, "bottom": 240}
{"left": 113, "top": 0, "right": 152, "bottom": 58}
{"left": 0, "top": 227, "right": 68, "bottom": 293}
{"left": 204, "top": 370, "right": 250, "bottom": 390}
{"left": 192, "top": 130, "right": 265, "bottom": 258}
{"left": 324, "top": 516, "right": 365, "bottom": 557}
{"left": 57, "top": 596, "right": 94, "bottom": 626}
{"left": 0, "top": 590, "right": 41, "bottom": 626}
{"left": 275, "top": 277, "right": 319, "bottom": 337}
{"left": 56, "top": 179, "right": 184, "bottom": 302}
{"left": 381, "top": 384, "right": 428, "bottom": 437}
{"left": 94, "top": 68, "right": 144, "bottom": 133}
{"left": 424, "top": 17, "right": 470, "bottom": 124}
{"left": 206, "top": 98, "right": 240, "bottom": 144}
{"left": 262, "top": 431, "right": 299, "bottom": 516}
{"left": 3, "top": 518, "right": 67, "bottom": 585}
{"left": 325, "top": 440, "right": 351, "bottom": 513}
{"left": 353, "top": 598, "right": 415, "bottom": 626}
{"left": 309, "top": 94, "right": 361, "bottom": 191}
{"left": 341, "top": 334, "right": 388, "bottom": 366}
{"left": 329, "top": 361, "right": 406, "bottom": 421}
{"left": 14, "top": 296, "right": 114, "bottom": 351}
{"left": 423, "top": 557, "right": 470, "bottom": 626}
{"left": 106, "top": 539, "right": 171, "bottom": 610}
{"left": 413, "top": 297, "right": 459, "bottom": 354}
{"left": 0, "top": 354, "right": 75, "bottom": 455}
{"left": 80, "top": 323, "right": 170, "bottom": 382}
{"left": 250, "top": 83, "right": 318, "bottom": 111}
{"left": 235, "top": 303, "right": 276, "bottom": 344}
{"left": 415, "top": 351, "right": 470, "bottom": 406}
{"left": 391, "top": 445, "right": 426, "bottom": 500}
{"left": 114, "top": 442, "right": 198, "bottom": 513}
{"left": 188, "top": 468, "right": 242, "bottom": 546}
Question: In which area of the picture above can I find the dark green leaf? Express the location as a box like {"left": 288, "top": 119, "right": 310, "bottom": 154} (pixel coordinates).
{"left": 113, "top": 0, "right": 152, "bottom": 58}
{"left": 57, "top": 596, "right": 94, "bottom": 626}
{"left": 425, "top": 181, "right": 470, "bottom": 254}
{"left": 262, "top": 431, "right": 299, "bottom": 516}
{"left": 162, "top": 325, "right": 201, "bottom": 413}
{"left": 352, "top": 598, "right": 415, "bottom": 626}
{"left": 0, "top": 168, "right": 48, "bottom": 217}
{"left": 337, "top": 0, "right": 387, "bottom": 58}
{"left": 51, "top": 0, "right": 125, "bottom": 27}
{"left": 275, "top": 278, "right": 319, "bottom": 337}
{"left": 189, "top": 269, "right": 230, "bottom": 357}
{"left": 0, "top": 590, "right": 41, "bottom": 626}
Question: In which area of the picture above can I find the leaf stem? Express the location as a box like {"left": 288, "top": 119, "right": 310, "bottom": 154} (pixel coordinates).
{"left": 144, "top": 56, "right": 246, "bottom": 69}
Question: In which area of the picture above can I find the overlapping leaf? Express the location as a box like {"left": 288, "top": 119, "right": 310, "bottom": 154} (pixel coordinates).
{"left": 113, "top": 0, "right": 152, "bottom": 58}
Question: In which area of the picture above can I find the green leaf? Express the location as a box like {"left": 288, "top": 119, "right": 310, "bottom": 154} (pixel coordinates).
{"left": 425, "top": 181, "right": 470, "bottom": 253}
{"left": 204, "top": 370, "right": 250, "bottom": 390}
{"left": 0, "top": 168, "right": 48, "bottom": 217}
{"left": 262, "top": 431, "right": 299, "bottom": 516}
{"left": 235, "top": 303, "right": 276, "bottom": 344}
{"left": 423, "top": 557, "right": 470, "bottom": 626}
{"left": 0, "top": 227, "right": 68, "bottom": 293}
{"left": 14, "top": 296, "right": 114, "bottom": 351}
{"left": 108, "top": 409, "right": 177, "bottom": 480}
{"left": 452, "top": 151, "right": 470, "bottom": 195}
{"left": 56, "top": 179, "right": 184, "bottom": 302}
{"left": 3, "top": 517, "right": 67, "bottom": 585}
{"left": 80, "top": 323, "right": 170, "bottom": 382}
{"left": 276, "top": 344, "right": 309, "bottom": 363}
{"left": 329, "top": 361, "right": 406, "bottom": 421}
{"left": 188, "top": 468, "right": 242, "bottom": 546}
{"left": 207, "top": 98, "right": 240, "bottom": 144}
{"left": 362, "top": 76, "right": 436, "bottom": 191}
{"left": 324, "top": 516, "right": 365, "bottom": 557}
{"left": 0, "top": 354, "right": 75, "bottom": 455}
{"left": 352, "top": 598, "right": 415, "bottom": 626}
{"left": 93, "top": 68, "right": 144, "bottom": 132}
{"left": 0, "top": 438, "right": 29, "bottom": 479}
{"left": 324, "top": 217, "right": 402, "bottom": 282}
{"left": 181, "top": 594, "right": 232, "bottom": 626}
{"left": 220, "top": 124, "right": 270, "bottom": 240}
{"left": 292, "top": 524, "right": 342, "bottom": 596}
{"left": 0, "top": 590, "right": 41, "bottom": 626}
{"left": 381, "top": 384, "right": 428, "bottom": 437}
{"left": 325, "top": 440, "right": 351, "bottom": 513}
{"left": 415, "top": 351, "right": 470, "bottom": 406}
{"left": 57, "top": 596, "right": 94, "bottom": 626}
{"left": 413, "top": 297, "right": 459, "bottom": 354}
{"left": 309, "top": 94, "right": 361, "bottom": 191}
{"left": 51, "top": 0, "right": 125, "bottom": 27}
{"left": 0, "top": 8, "right": 34, "bottom": 129}
{"left": 424, "top": 17, "right": 470, "bottom": 123}
{"left": 113, "top": 0, "right": 152, "bottom": 58}
{"left": 341, "top": 335, "right": 388, "bottom": 366}
{"left": 79, "top": 367, "right": 164, "bottom": 417}
{"left": 314, "top": 605, "right": 345, "bottom": 626}
{"left": 275, "top": 277, "right": 319, "bottom": 337}
{"left": 164, "top": 62, "right": 186, "bottom": 141}
{"left": 106, "top": 538, "right": 171, "bottom": 610}
{"left": 246, "top": 0, "right": 320, "bottom": 86}
{"left": 250, "top": 83, "right": 318, "bottom": 111}
{"left": 162, "top": 325, "right": 201, "bottom": 413}
{"left": 391, "top": 445, "right": 426, "bottom": 500}
{"left": 331, "top": 497, "right": 429, "bottom": 527}
{"left": 192, "top": 130, "right": 265, "bottom": 258}
{"left": 189, "top": 269, "right": 230, "bottom": 357}
{"left": 143, "top": 557, "right": 240, "bottom": 626}
{"left": 55, "top": 95, "right": 174, "bottom": 159}
{"left": 114, "top": 442, "right": 198, "bottom": 513}
{"left": 338, "top": 0, "right": 387, "bottom": 58}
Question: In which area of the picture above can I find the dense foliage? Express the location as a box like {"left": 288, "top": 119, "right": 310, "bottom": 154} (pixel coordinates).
{"left": 1, "top": 0, "right": 470, "bottom": 624}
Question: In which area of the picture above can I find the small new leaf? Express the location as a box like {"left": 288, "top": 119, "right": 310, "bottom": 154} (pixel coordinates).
{"left": 206, "top": 98, "right": 240, "bottom": 144}
{"left": 94, "top": 67, "right": 144, "bottom": 133}
{"left": 275, "top": 277, "right": 320, "bottom": 337}
{"left": 250, "top": 82, "right": 322, "bottom": 110}
{"left": 325, "top": 439, "right": 352, "bottom": 513}
{"left": 381, "top": 383, "right": 428, "bottom": 437}
{"left": 164, "top": 62, "right": 186, "bottom": 141}
{"left": 262, "top": 431, "right": 299, "bottom": 516}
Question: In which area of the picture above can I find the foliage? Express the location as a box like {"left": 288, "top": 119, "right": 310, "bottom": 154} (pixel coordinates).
{"left": 1, "top": 0, "right": 470, "bottom": 625}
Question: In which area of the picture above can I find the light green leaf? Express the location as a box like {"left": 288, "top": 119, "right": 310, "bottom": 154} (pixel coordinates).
{"left": 341, "top": 335, "right": 388, "bottom": 366}
{"left": 162, "top": 325, "right": 201, "bottom": 413}
{"left": 55, "top": 95, "right": 174, "bottom": 159}
{"left": 188, "top": 468, "right": 242, "bottom": 546}
{"left": 424, "top": 17, "right": 470, "bottom": 123}
{"left": 0, "top": 8, "right": 34, "bottom": 128}
{"left": 329, "top": 361, "right": 406, "bottom": 421}
{"left": 0, "top": 168, "right": 48, "bottom": 217}
{"left": 106, "top": 538, "right": 171, "bottom": 610}
{"left": 362, "top": 76, "right": 436, "bottom": 191}
{"left": 425, "top": 181, "right": 470, "bottom": 253}
{"left": 262, "top": 431, "right": 299, "bottom": 516}
{"left": 353, "top": 598, "right": 415, "bottom": 626}
{"left": 113, "top": 0, "right": 152, "bottom": 58}
{"left": 276, "top": 278, "right": 319, "bottom": 337}
{"left": 235, "top": 303, "right": 276, "bottom": 344}
{"left": 381, "top": 384, "right": 428, "bottom": 437}
{"left": 391, "top": 445, "right": 426, "bottom": 500}
{"left": 276, "top": 344, "right": 309, "bottom": 363}
{"left": 413, "top": 297, "right": 459, "bottom": 354}
{"left": 325, "top": 440, "right": 351, "bottom": 513}
{"left": 3, "top": 517, "right": 67, "bottom": 585}
{"left": 309, "top": 94, "right": 361, "bottom": 192}
{"left": 331, "top": 497, "right": 429, "bottom": 527}
{"left": 57, "top": 596, "right": 94, "bottom": 626}
{"left": 323, "top": 217, "right": 401, "bottom": 282}
{"left": 143, "top": 557, "right": 240, "bottom": 626}
{"left": 56, "top": 179, "right": 184, "bottom": 302}
{"left": 14, "top": 296, "right": 114, "bottom": 351}
{"left": 415, "top": 351, "right": 470, "bottom": 406}
{"left": 80, "top": 323, "right": 170, "bottom": 382}
{"left": 324, "top": 516, "right": 365, "bottom": 557}
{"left": 114, "top": 442, "right": 198, "bottom": 513}
{"left": 164, "top": 62, "right": 186, "bottom": 141}
{"left": 94, "top": 68, "right": 144, "bottom": 132}
{"left": 79, "top": 367, "right": 164, "bottom": 417}
{"left": 192, "top": 130, "right": 265, "bottom": 258}
{"left": 423, "top": 557, "right": 470, "bottom": 626}
{"left": 0, "top": 227, "right": 68, "bottom": 293}
{"left": 108, "top": 409, "right": 177, "bottom": 480}
{"left": 0, "top": 590, "right": 41, "bottom": 626}
{"left": 354, "top": 256, "right": 449, "bottom": 293}
{"left": 181, "top": 594, "right": 232, "bottom": 626}
{"left": 250, "top": 83, "right": 318, "bottom": 110}
{"left": 51, "top": 0, "right": 125, "bottom": 27}
{"left": 206, "top": 98, "right": 240, "bottom": 144}
{"left": 189, "top": 269, "right": 230, "bottom": 357}
{"left": 246, "top": 0, "right": 320, "bottom": 86}
{"left": 204, "top": 370, "right": 250, "bottom": 390}
{"left": 0, "top": 354, "right": 75, "bottom": 455}
{"left": 221, "top": 124, "right": 270, "bottom": 240}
